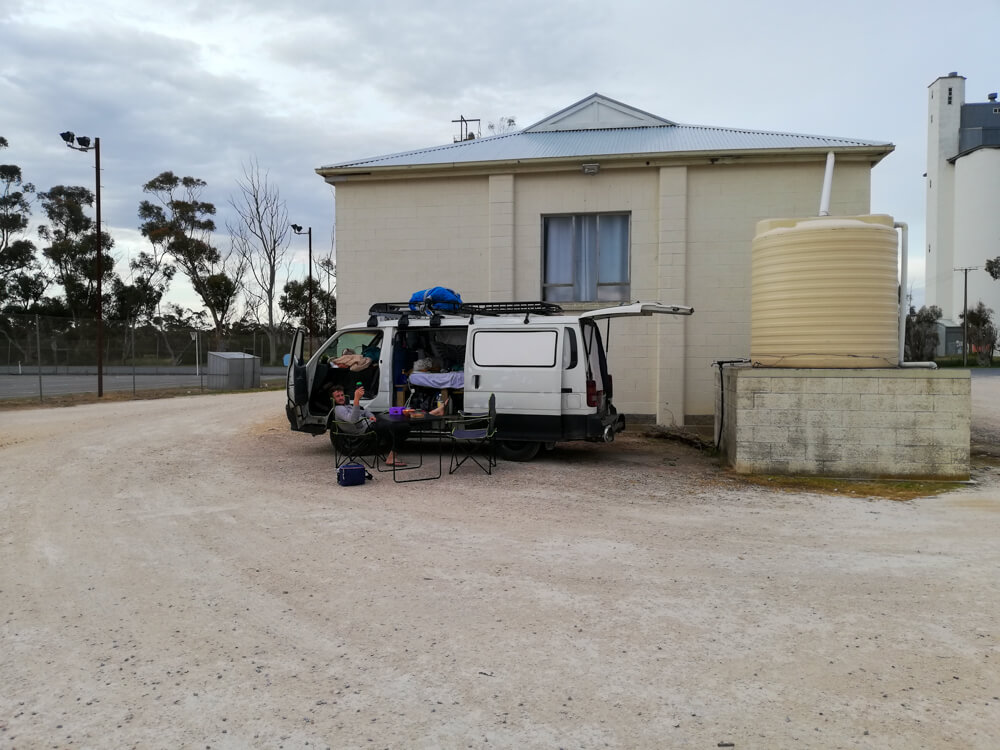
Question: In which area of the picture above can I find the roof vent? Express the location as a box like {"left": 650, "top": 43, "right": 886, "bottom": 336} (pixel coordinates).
{"left": 989, "top": 93, "right": 998, "bottom": 102}
{"left": 948, "top": 71, "right": 959, "bottom": 77}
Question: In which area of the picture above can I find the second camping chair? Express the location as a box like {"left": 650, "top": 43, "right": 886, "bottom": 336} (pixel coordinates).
{"left": 447, "top": 393, "right": 497, "bottom": 475}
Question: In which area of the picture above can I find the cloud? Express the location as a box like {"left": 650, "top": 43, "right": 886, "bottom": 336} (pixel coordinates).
{"left": 4, "top": 0, "right": 1000, "bottom": 315}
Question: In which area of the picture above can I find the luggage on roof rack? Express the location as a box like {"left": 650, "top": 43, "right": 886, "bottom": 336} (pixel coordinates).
{"left": 409, "top": 287, "right": 463, "bottom": 315}
{"left": 367, "top": 300, "right": 563, "bottom": 319}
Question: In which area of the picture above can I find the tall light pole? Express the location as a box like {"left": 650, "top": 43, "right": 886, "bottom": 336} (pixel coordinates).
{"left": 60, "top": 131, "right": 103, "bottom": 396}
{"left": 291, "top": 224, "right": 313, "bottom": 353}
{"left": 954, "top": 266, "right": 979, "bottom": 367}
{"left": 189, "top": 331, "right": 200, "bottom": 376}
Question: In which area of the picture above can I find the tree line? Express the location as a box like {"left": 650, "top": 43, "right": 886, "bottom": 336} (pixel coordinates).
{"left": 0, "top": 137, "right": 335, "bottom": 364}
{"left": 906, "top": 299, "right": 997, "bottom": 366}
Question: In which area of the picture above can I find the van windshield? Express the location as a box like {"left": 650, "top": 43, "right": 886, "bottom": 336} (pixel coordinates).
{"left": 311, "top": 329, "right": 384, "bottom": 406}
{"left": 318, "top": 330, "right": 382, "bottom": 362}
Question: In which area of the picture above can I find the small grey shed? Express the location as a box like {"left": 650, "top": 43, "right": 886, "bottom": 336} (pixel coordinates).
{"left": 207, "top": 351, "right": 261, "bottom": 390}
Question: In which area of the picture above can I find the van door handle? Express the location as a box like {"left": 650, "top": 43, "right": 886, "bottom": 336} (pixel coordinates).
{"left": 474, "top": 375, "right": 480, "bottom": 389}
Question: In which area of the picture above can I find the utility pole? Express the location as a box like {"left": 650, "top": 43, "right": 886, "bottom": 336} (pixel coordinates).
{"left": 291, "top": 224, "right": 313, "bottom": 356}
{"left": 954, "top": 266, "right": 979, "bottom": 366}
{"left": 60, "top": 131, "right": 104, "bottom": 396}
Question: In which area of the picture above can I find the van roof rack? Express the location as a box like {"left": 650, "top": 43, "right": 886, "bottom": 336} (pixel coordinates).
{"left": 368, "top": 301, "right": 563, "bottom": 319}
{"left": 461, "top": 301, "right": 563, "bottom": 316}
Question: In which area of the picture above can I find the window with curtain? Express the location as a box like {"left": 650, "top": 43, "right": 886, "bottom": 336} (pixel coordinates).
{"left": 542, "top": 213, "right": 630, "bottom": 302}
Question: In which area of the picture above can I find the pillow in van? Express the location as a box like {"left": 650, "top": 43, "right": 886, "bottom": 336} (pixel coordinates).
{"left": 333, "top": 353, "right": 373, "bottom": 371}
{"left": 412, "top": 357, "right": 443, "bottom": 372}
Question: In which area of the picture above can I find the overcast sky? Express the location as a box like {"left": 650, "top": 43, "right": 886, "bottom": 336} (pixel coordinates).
{"left": 3, "top": 0, "right": 998, "bottom": 313}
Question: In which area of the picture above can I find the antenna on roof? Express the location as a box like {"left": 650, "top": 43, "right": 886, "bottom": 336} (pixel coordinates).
{"left": 452, "top": 115, "right": 481, "bottom": 142}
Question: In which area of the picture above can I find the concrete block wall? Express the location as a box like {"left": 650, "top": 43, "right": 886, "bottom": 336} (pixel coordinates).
{"left": 337, "top": 177, "right": 491, "bottom": 325}
{"left": 717, "top": 367, "right": 970, "bottom": 479}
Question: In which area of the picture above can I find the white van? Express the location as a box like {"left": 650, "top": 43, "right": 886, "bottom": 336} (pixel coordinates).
{"left": 285, "top": 300, "right": 692, "bottom": 461}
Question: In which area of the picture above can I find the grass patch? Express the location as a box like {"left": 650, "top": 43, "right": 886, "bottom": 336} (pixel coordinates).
{"left": 933, "top": 357, "right": 998, "bottom": 369}
{"left": 643, "top": 425, "right": 716, "bottom": 452}
{"left": 643, "top": 426, "right": 973, "bottom": 500}
{"left": 0, "top": 382, "right": 281, "bottom": 411}
{"left": 732, "top": 472, "right": 967, "bottom": 501}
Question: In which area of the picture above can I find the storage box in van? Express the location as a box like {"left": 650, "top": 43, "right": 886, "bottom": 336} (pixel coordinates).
{"left": 285, "top": 300, "right": 692, "bottom": 461}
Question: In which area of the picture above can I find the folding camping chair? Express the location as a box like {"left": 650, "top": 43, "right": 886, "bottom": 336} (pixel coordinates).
{"left": 447, "top": 393, "right": 497, "bottom": 475}
{"left": 329, "top": 418, "right": 384, "bottom": 469}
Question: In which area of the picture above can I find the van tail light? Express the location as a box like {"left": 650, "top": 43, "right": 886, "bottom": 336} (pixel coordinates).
{"left": 586, "top": 379, "right": 598, "bottom": 407}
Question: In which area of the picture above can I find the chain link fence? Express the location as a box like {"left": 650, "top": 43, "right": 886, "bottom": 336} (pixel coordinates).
{"left": 0, "top": 314, "right": 295, "bottom": 400}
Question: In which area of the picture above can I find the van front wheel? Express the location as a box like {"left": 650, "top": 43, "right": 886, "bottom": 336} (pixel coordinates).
{"left": 496, "top": 440, "right": 541, "bottom": 462}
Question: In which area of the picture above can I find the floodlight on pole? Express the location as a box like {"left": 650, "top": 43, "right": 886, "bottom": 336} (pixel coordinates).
{"left": 60, "top": 130, "right": 103, "bottom": 397}
{"left": 291, "top": 223, "right": 313, "bottom": 353}
{"left": 189, "top": 331, "right": 200, "bottom": 376}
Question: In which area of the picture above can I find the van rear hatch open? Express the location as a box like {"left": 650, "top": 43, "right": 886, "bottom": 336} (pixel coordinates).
{"left": 579, "top": 301, "right": 694, "bottom": 320}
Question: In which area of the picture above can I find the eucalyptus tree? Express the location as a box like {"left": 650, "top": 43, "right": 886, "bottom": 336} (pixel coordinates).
{"left": 139, "top": 171, "right": 244, "bottom": 346}
{"left": 279, "top": 277, "right": 335, "bottom": 338}
{"left": 0, "top": 136, "right": 47, "bottom": 309}
{"left": 37, "top": 184, "right": 115, "bottom": 323}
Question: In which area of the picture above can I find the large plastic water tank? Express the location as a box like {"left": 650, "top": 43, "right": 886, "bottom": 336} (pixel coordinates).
{"left": 751, "top": 214, "right": 899, "bottom": 368}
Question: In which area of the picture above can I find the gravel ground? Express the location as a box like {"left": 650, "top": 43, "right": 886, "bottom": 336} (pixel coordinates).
{"left": 1, "top": 385, "right": 998, "bottom": 749}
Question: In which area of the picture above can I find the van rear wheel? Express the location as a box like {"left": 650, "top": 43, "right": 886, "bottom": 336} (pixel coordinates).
{"left": 496, "top": 440, "right": 541, "bottom": 462}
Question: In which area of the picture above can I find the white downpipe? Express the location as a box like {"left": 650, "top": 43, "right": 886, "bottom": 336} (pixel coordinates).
{"left": 897, "top": 221, "right": 908, "bottom": 362}
{"left": 895, "top": 220, "right": 937, "bottom": 369}
{"left": 818, "top": 152, "right": 835, "bottom": 216}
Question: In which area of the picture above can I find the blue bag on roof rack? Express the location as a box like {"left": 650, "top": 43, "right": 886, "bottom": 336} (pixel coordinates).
{"left": 409, "top": 287, "right": 463, "bottom": 315}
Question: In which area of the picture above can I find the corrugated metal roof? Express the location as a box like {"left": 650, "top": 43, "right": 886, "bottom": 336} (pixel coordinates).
{"left": 320, "top": 124, "right": 892, "bottom": 171}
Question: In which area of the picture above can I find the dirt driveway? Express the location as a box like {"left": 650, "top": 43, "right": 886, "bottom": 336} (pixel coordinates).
{"left": 1, "top": 387, "right": 998, "bottom": 749}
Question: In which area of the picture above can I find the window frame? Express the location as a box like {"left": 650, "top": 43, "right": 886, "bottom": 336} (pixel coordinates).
{"left": 541, "top": 211, "right": 631, "bottom": 304}
{"left": 471, "top": 329, "right": 559, "bottom": 368}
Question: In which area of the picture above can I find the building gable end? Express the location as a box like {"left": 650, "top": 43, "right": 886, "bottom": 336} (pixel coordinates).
{"left": 525, "top": 93, "right": 675, "bottom": 132}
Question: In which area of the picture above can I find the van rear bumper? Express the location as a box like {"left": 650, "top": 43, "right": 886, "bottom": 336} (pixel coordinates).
{"left": 494, "top": 412, "right": 624, "bottom": 443}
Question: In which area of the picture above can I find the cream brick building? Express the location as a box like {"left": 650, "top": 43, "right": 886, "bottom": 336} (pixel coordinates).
{"left": 317, "top": 94, "right": 893, "bottom": 425}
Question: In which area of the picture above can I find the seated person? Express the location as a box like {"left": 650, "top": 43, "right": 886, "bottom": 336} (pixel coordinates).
{"left": 331, "top": 385, "right": 407, "bottom": 466}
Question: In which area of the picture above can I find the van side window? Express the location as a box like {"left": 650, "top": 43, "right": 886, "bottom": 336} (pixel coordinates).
{"left": 563, "top": 329, "right": 578, "bottom": 369}
{"left": 473, "top": 330, "right": 557, "bottom": 367}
